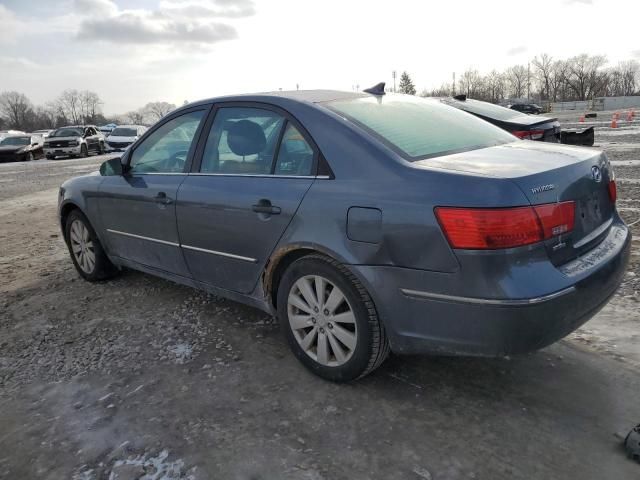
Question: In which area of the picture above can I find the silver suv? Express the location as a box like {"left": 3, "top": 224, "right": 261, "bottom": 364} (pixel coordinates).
{"left": 44, "top": 126, "right": 105, "bottom": 159}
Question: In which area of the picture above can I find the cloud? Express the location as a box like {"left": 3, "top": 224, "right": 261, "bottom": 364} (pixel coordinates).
{"left": 78, "top": 13, "right": 238, "bottom": 45}
{"left": 73, "top": 0, "right": 118, "bottom": 17}
{"left": 75, "top": 0, "right": 254, "bottom": 47}
{"left": 0, "top": 5, "right": 22, "bottom": 43}
{"left": 0, "top": 55, "right": 40, "bottom": 69}
{"left": 506, "top": 45, "right": 528, "bottom": 56}
{"left": 158, "top": 0, "right": 256, "bottom": 18}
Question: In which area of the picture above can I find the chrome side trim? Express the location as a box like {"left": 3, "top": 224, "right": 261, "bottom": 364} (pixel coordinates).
{"left": 187, "top": 173, "right": 330, "bottom": 179}
{"left": 129, "top": 172, "right": 187, "bottom": 176}
{"left": 107, "top": 228, "right": 257, "bottom": 263}
{"left": 573, "top": 217, "right": 613, "bottom": 249}
{"left": 106, "top": 229, "right": 180, "bottom": 247}
{"left": 181, "top": 244, "right": 257, "bottom": 263}
{"left": 400, "top": 286, "right": 576, "bottom": 306}
{"left": 126, "top": 172, "right": 330, "bottom": 179}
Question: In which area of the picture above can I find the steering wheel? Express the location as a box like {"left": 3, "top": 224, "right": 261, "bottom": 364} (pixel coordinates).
{"left": 166, "top": 150, "right": 188, "bottom": 171}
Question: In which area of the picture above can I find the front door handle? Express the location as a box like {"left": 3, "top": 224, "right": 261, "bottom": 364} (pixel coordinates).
{"left": 252, "top": 199, "right": 281, "bottom": 215}
{"left": 154, "top": 192, "right": 173, "bottom": 205}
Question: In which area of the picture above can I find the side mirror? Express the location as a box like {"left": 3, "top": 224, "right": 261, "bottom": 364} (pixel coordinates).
{"left": 100, "top": 157, "right": 124, "bottom": 176}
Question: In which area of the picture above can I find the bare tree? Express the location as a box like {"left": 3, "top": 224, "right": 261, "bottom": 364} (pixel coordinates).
{"left": 606, "top": 60, "right": 639, "bottom": 96}
{"left": 505, "top": 65, "right": 529, "bottom": 99}
{"left": 485, "top": 70, "right": 506, "bottom": 103}
{"left": 79, "top": 91, "right": 103, "bottom": 124}
{"left": 532, "top": 54, "right": 554, "bottom": 100}
{"left": 563, "top": 54, "right": 608, "bottom": 100}
{"left": 54, "top": 90, "right": 82, "bottom": 124}
{"left": 126, "top": 110, "right": 146, "bottom": 125}
{"left": 458, "top": 69, "right": 482, "bottom": 97}
{"left": 143, "top": 102, "right": 176, "bottom": 122}
{"left": 0, "top": 91, "right": 33, "bottom": 130}
{"left": 420, "top": 83, "right": 452, "bottom": 97}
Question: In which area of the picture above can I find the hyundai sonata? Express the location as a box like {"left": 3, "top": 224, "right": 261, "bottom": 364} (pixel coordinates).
{"left": 58, "top": 86, "right": 630, "bottom": 381}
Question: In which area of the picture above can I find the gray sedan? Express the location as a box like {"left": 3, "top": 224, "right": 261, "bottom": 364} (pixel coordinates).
{"left": 58, "top": 88, "right": 630, "bottom": 382}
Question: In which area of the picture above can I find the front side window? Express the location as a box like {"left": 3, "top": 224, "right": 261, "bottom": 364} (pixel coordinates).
{"left": 129, "top": 110, "right": 204, "bottom": 174}
{"left": 200, "top": 107, "right": 284, "bottom": 174}
{"left": 327, "top": 95, "right": 516, "bottom": 160}
{"left": 274, "top": 124, "right": 314, "bottom": 176}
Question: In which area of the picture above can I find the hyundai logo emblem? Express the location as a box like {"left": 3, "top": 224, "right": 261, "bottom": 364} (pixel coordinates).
{"left": 591, "top": 166, "right": 602, "bottom": 183}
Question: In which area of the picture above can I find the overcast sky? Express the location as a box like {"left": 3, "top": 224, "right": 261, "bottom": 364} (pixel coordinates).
{"left": 1, "top": 0, "right": 638, "bottom": 115}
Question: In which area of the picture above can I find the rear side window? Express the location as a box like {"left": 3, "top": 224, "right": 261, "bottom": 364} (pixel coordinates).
{"left": 327, "top": 95, "right": 515, "bottom": 160}
{"left": 201, "top": 107, "right": 284, "bottom": 174}
{"left": 274, "top": 124, "right": 314, "bottom": 176}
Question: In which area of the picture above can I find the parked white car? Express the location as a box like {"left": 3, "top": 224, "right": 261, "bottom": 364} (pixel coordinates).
{"left": 0, "top": 130, "right": 27, "bottom": 142}
{"left": 105, "top": 125, "right": 147, "bottom": 152}
{"left": 31, "top": 129, "right": 55, "bottom": 138}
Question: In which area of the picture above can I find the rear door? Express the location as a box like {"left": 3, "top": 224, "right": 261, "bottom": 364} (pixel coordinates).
{"left": 176, "top": 104, "right": 318, "bottom": 293}
{"left": 98, "top": 108, "right": 208, "bottom": 276}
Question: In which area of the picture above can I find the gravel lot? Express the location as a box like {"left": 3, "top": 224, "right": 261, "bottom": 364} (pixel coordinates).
{"left": 1, "top": 126, "right": 639, "bottom": 480}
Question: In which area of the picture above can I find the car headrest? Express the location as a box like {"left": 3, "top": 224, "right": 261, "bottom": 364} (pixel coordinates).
{"left": 227, "top": 120, "right": 266, "bottom": 157}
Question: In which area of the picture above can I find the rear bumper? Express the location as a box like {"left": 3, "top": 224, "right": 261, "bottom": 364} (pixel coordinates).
{"left": 352, "top": 221, "right": 631, "bottom": 356}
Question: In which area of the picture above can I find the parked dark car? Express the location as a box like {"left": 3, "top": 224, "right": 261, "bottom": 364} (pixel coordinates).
{"left": 442, "top": 95, "right": 561, "bottom": 141}
{"left": 510, "top": 103, "right": 543, "bottom": 114}
{"left": 58, "top": 88, "right": 630, "bottom": 382}
{"left": 0, "top": 135, "right": 44, "bottom": 162}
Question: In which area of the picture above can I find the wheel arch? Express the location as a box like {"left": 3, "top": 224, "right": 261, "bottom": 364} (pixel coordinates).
{"left": 59, "top": 201, "right": 85, "bottom": 235}
{"left": 262, "top": 243, "right": 355, "bottom": 311}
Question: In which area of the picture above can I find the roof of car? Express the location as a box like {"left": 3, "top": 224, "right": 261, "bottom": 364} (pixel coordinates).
{"left": 187, "top": 89, "right": 368, "bottom": 109}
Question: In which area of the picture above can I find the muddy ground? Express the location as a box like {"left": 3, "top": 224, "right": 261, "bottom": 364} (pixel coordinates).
{"left": 1, "top": 124, "right": 639, "bottom": 480}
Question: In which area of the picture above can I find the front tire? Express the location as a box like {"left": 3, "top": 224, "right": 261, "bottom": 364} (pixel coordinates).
{"left": 79, "top": 144, "right": 88, "bottom": 158}
{"left": 26, "top": 152, "right": 34, "bottom": 162}
{"left": 65, "top": 210, "right": 118, "bottom": 281}
{"left": 277, "top": 254, "right": 389, "bottom": 382}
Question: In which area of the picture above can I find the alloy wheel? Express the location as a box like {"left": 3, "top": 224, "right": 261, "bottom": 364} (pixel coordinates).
{"left": 287, "top": 275, "right": 357, "bottom": 367}
{"left": 69, "top": 219, "right": 96, "bottom": 274}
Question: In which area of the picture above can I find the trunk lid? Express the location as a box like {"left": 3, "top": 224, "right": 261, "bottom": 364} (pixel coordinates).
{"left": 415, "top": 141, "right": 615, "bottom": 264}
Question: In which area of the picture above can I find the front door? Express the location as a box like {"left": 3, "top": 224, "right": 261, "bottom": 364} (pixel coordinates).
{"left": 98, "top": 108, "right": 207, "bottom": 276}
{"left": 176, "top": 106, "right": 317, "bottom": 293}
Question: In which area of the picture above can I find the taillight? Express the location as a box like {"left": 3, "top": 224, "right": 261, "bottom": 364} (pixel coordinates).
{"left": 513, "top": 129, "right": 544, "bottom": 140}
{"left": 608, "top": 179, "right": 617, "bottom": 203}
{"left": 435, "top": 201, "right": 575, "bottom": 250}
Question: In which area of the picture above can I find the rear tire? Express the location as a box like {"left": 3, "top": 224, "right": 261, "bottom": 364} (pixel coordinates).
{"left": 64, "top": 210, "right": 118, "bottom": 281}
{"left": 277, "top": 254, "right": 389, "bottom": 382}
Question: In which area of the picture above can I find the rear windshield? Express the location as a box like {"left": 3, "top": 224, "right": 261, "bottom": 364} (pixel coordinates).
{"left": 111, "top": 128, "right": 138, "bottom": 136}
{"left": 1, "top": 136, "right": 30, "bottom": 146}
{"left": 327, "top": 95, "right": 516, "bottom": 160}
{"left": 443, "top": 98, "right": 526, "bottom": 122}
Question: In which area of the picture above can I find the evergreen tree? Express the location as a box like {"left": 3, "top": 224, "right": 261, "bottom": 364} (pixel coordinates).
{"left": 398, "top": 71, "right": 416, "bottom": 95}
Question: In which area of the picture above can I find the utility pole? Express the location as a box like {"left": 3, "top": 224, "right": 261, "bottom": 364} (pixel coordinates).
{"left": 452, "top": 72, "right": 456, "bottom": 96}
{"left": 527, "top": 62, "right": 531, "bottom": 101}
{"left": 392, "top": 71, "right": 397, "bottom": 93}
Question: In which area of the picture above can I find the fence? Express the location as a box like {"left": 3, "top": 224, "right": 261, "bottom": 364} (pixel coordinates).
{"left": 551, "top": 96, "right": 640, "bottom": 112}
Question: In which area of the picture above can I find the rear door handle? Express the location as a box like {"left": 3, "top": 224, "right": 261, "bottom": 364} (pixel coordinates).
{"left": 252, "top": 199, "right": 281, "bottom": 215}
{"left": 154, "top": 192, "right": 173, "bottom": 205}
